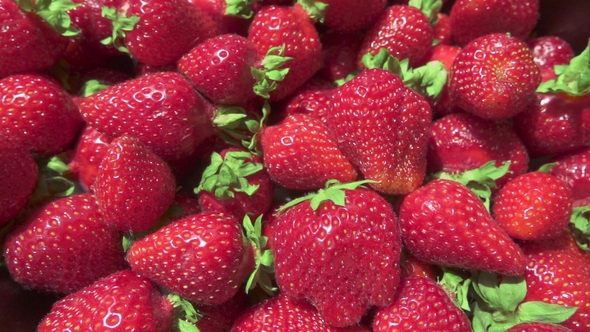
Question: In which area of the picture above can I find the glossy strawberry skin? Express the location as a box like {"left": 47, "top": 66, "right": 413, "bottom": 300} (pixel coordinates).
{"left": 548, "top": 146, "right": 590, "bottom": 207}
{"left": 68, "top": 125, "right": 113, "bottom": 192}
{"left": 0, "top": 0, "right": 69, "bottom": 78}
{"left": 493, "top": 172, "right": 573, "bottom": 241}
{"left": 449, "top": 33, "right": 541, "bottom": 120}
{"left": 319, "top": 31, "right": 365, "bottom": 82}
{"left": 328, "top": 68, "right": 432, "bottom": 195}
{"left": 322, "top": 0, "right": 387, "bottom": 33}
{"left": 127, "top": 211, "right": 249, "bottom": 306}
{"left": 177, "top": 33, "right": 258, "bottom": 105}
{"left": 94, "top": 136, "right": 176, "bottom": 233}
{"left": 527, "top": 36, "right": 575, "bottom": 71}
{"left": 3, "top": 194, "right": 127, "bottom": 294}
{"left": 273, "top": 188, "right": 402, "bottom": 327}
{"left": 372, "top": 277, "right": 472, "bottom": 332}
{"left": 506, "top": 322, "right": 572, "bottom": 332}
{"left": 282, "top": 77, "right": 334, "bottom": 125}
{"left": 0, "top": 144, "right": 38, "bottom": 226}
{"left": 450, "top": 0, "right": 539, "bottom": 47}
{"left": 38, "top": 270, "right": 173, "bottom": 332}
{"left": 0, "top": 74, "right": 83, "bottom": 156}
{"left": 261, "top": 113, "right": 358, "bottom": 190}
{"left": 399, "top": 179, "right": 527, "bottom": 276}
{"left": 357, "top": 5, "right": 433, "bottom": 67}
{"left": 79, "top": 72, "right": 215, "bottom": 161}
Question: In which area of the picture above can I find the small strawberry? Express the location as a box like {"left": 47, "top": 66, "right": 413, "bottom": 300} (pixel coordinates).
{"left": 399, "top": 179, "right": 526, "bottom": 276}
{"left": 449, "top": 33, "right": 541, "bottom": 120}
{"left": 493, "top": 171, "right": 573, "bottom": 241}
{"left": 94, "top": 136, "right": 176, "bottom": 233}
{"left": 506, "top": 322, "right": 572, "bottom": 332}
{"left": 3, "top": 194, "right": 127, "bottom": 294}
{"left": 0, "top": 74, "right": 83, "bottom": 156}
{"left": 260, "top": 113, "right": 358, "bottom": 190}
{"left": 127, "top": 211, "right": 251, "bottom": 306}
{"left": 78, "top": 71, "right": 216, "bottom": 161}
{"left": 38, "top": 270, "right": 174, "bottom": 332}
{"left": 449, "top": 0, "right": 539, "bottom": 47}
{"left": 0, "top": 144, "right": 38, "bottom": 226}
{"left": 177, "top": 33, "right": 259, "bottom": 105}
{"left": 68, "top": 125, "right": 113, "bottom": 192}
{"left": 328, "top": 68, "right": 432, "bottom": 194}
{"left": 372, "top": 277, "right": 472, "bottom": 331}
{"left": 528, "top": 36, "right": 575, "bottom": 72}
{"left": 321, "top": 0, "right": 387, "bottom": 32}
{"left": 272, "top": 180, "right": 402, "bottom": 327}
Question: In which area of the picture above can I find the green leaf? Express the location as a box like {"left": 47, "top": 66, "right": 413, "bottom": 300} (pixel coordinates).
{"left": 168, "top": 294, "right": 201, "bottom": 323}
{"left": 251, "top": 45, "right": 292, "bottom": 99}
{"left": 100, "top": 6, "right": 140, "bottom": 54}
{"left": 80, "top": 79, "right": 110, "bottom": 97}
{"left": 472, "top": 301, "right": 494, "bottom": 332}
{"left": 515, "top": 301, "right": 577, "bottom": 325}
{"left": 225, "top": 0, "right": 254, "bottom": 19}
{"left": 17, "top": 0, "right": 82, "bottom": 36}
{"left": 244, "top": 215, "right": 276, "bottom": 295}
{"left": 439, "top": 268, "right": 472, "bottom": 311}
{"left": 297, "top": 0, "right": 328, "bottom": 23}
{"left": 245, "top": 102, "right": 270, "bottom": 154}
{"left": 570, "top": 204, "right": 590, "bottom": 251}
{"left": 178, "top": 319, "right": 200, "bottom": 332}
{"left": 537, "top": 41, "right": 590, "bottom": 96}
{"left": 408, "top": 0, "right": 442, "bottom": 25}
{"left": 537, "top": 162, "right": 557, "bottom": 173}
{"left": 122, "top": 235, "right": 133, "bottom": 252}
{"left": 472, "top": 271, "right": 526, "bottom": 313}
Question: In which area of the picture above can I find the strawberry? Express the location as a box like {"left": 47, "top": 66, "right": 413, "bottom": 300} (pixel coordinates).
{"left": 260, "top": 113, "right": 358, "bottom": 190}
{"left": 400, "top": 251, "right": 439, "bottom": 279}
{"left": 493, "top": 171, "right": 573, "bottom": 241}
{"left": 232, "top": 293, "right": 370, "bottom": 331}
{"left": 357, "top": 4, "right": 433, "bottom": 68}
{"left": 321, "top": 0, "right": 387, "bottom": 32}
{"left": 68, "top": 125, "right": 113, "bottom": 192}
{"left": 399, "top": 179, "right": 527, "bottom": 276}
{"left": 520, "top": 238, "right": 590, "bottom": 330}
{"left": 0, "top": 144, "right": 38, "bottom": 226}
{"left": 327, "top": 68, "right": 432, "bottom": 194}
{"left": 432, "top": 12, "right": 452, "bottom": 45}
{"left": 196, "top": 148, "right": 274, "bottom": 221}
{"left": 419, "top": 43, "right": 462, "bottom": 116}
{"left": 272, "top": 180, "right": 402, "bottom": 327}
{"left": 449, "top": 0, "right": 539, "bottom": 47}
{"left": 547, "top": 146, "right": 590, "bottom": 208}
{"left": 188, "top": 0, "right": 252, "bottom": 35}
{"left": 78, "top": 71, "right": 216, "bottom": 161}
{"left": 506, "top": 322, "right": 573, "bottom": 332}
{"left": 177, "top": 33, "right": 259, "bottom": 105}
{"left": 281, "top": 76, "right": 334, "bottom": 125}
{"left": 528, "top": 36, "right": 575, "bottom": 72}
{"left": 94, "top": 136, "right": 176, "bottom": 233}
{"left": 3, "top": 194, "right": 127, "bottom": 294}
{"left": 372, "top": 276, "right": 472, "bottom": 331}
{"left": 427, "top": 112, "right": 529, "bottom": 190}
{"left": 127, "top": 211, "right": 251, "bottom": 306}
{"left": 319, "top": 30, "right": 365, "bottom": 82}
{"left": 449, "top": 33, "right": 541, "bottom": 120}
{"left": 0, "top": 74, "right": 83, "bottom": 156}
{"left": 38, "top": 270, "right": 174, "bottom": 332}
{"left": 248, "top": 2, "right": 323, "bottom": 101}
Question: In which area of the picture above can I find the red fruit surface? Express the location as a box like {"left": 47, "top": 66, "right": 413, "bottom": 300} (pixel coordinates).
{"left": 282, "top": 77, "right": 334, "bottom": 125}
{"left": 0, "top": 144, "right": 38, "bottom": 226}
{"left": 507, "top": 322, "right": 572, "bottom": 331}
{"left": 319, "top": 30, "right": 365, "bottom": 82}
{"left": 3, "top": 194, "right": 127, "bottom": 294}
{"left": 68, "top": 125, "right": 113, "bottom": 192}
{"left": 527, "top": 36, "right": 575, "bottom": 71}
{"left": 321, "top": 0, "right": 387, "bottom": 32}
{"left": 548, "top": 146, "right": 590, "bottom": 207}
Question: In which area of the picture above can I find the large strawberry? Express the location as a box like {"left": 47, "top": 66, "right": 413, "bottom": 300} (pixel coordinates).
{"left": 3, "top": 194, "right": 127, "bottom": 294}
{"left": 399, "top": 179, "right": 527, "bottom": 276}
{"left": 78, "top": 71, "right": 216, "bottom": 161}
{"left": 94, "top": 136, "right": 176, "bottom": 233}
{"left": 0, "top": 144, "right": 38, "bottom": 226}
{"left": 0, "top": 74, "right": 83, "bottom": 156}
{"left": 272, "top": 180, "right": 402, "bottom": 327}
{"left": 448, "top": 33, "right": 541, "bottom": 120}
{"left": 38, "top": 270, "right": 174, "bottom": 332}
{"left": 327, "top": 68, "right": 432, "bottom": 195}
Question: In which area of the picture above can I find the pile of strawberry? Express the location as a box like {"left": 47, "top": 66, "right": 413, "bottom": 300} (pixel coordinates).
{"left": 1, "top": 0, "right": 590, "bottom": 330}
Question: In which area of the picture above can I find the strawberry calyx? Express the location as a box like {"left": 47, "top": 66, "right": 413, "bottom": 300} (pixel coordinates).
{"left": 15, "top": 0, "right": 81, "bottom": 36}
{"left": 79, "top": 79, "right": 110, "bottom": 97}
{"left": 168, "top": 293, "right": 203, "bottom": 332}
{"left": 243, "top": 214, "right": 276, "bottom": 295}
{"left": 29, "top": 154, "right": 76, "bottom": 208}
{"left": 296, "top": 0, "right": 328, "bottom": 23}
{"left": 408, "top": 0, "right": 442, "bottom": 25}
{"left": 537, "top": 162, "right": 557, "bottom": 173}
{"left": 438, "top": 267, "right": 472, "bottom": 312}
{"left": 429, "top": 160, "right": 510, "bottom": 211}
{"left": 212, "top": 105, "right": 263, "bottom": 152}
{"left": 100, "top": 6, "right": 140, "bottom": 54}
{"left": 225, "top": 0, "right": 255, "bottom": 19}
{"left": 278, "top": 179, "right": 377, "bottom": 212}
{"left": 569, "top": 204, "right": 590, "bottom": 251}
{"left": 471, "top": 271, "right": 577, "bottom": 332}
{"left": 251, "top": 45, "right": 292, "bottom": 99}
{"left": 195, "top": 151, "right": 264, "bottom": 200}
{"left": 537, "top": 41, "right": 590, "bottom": 96}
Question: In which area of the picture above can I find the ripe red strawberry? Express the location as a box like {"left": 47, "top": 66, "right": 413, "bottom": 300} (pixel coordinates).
{"left": 127, "top": 211, "right": 251, "bottom": 306}
{"left": 547, "top": 146, "right": 590, "bottom": 208}
{"left": 68, "top": 125, "right": 113, "bottom": 192}
{"left": 260, "top": 113, "right": 358, "bottom": 190}
{"left": 3, "top": 194, "right": 127, "bottom": 294}
{"left": 419, "top": 43, "right": 462, "bottom": 116}
{"left": 319, "top": 30, "right": 365, "bottom": 82}
{"left": 449, "top": 0, "right": 539, "bottom": 47}
{"left": 528, "top": 36, "right": 575, "bottom": 72}
{"left": 400, "top": 251, "right": 439, "bottom": 279}
{"left": 196, "top": 148, "right": 274, "bottom": 221}
{"left": 177, "top": 33, "right": 259, "bottom": 105}
{"left": 427, "top": 112, "right": 529, "bottom": 190}
{"left": 38, "top": 270, "right": 174, "bottom": 332}
{"left": 248, "top": 2, "right": 323, "bottom": 101}
{"left": 94, "top": 136, "right": 176, "bottom": 233}
{"left": 0, "top": 144, "right": 38, "bottom": 226}
{"left": 327, "top": 68, "right": 432, "bottom": 194}
{"left": 281, "top": 77, "right": 334, "bottom": 125}
{"left": 493, "top": 172, "right": 573, "bottom": 241}
{"left": 321, "top": 0, "right": 387, "bottom": 32}
{"left": 506, "top": 322, "right": 572, "bottom": 332}
{"left": 357, "top": 4, "right": 433, "bottom": 68}
{"left": 78, "top": 71, "right": 216, "bottom": 161}
{"left": 372, "top": 276, "right": 472, "bottom": 331}
{"left": 188, "top": 0, "right": 252, "bottom": 35}
{"left": 399, "top": 179, "right": 527, "bottom": 275}
{"left": 432, "top": 12, "right": 452, "bottom": 45}
{"left": 0, "top": 74, "right": 83, "bottom": 156}
{"left": 232, "top": 293, "right": 371, "bottom": 331}
{"left": 520, "top": 238, "right": 590, "bottom": 330}
{"left": 449, "top": 33, "right": 541, "bottom": 120}
{"left": 272, "top": 181, "right": 402, "bottom": 327}
{"left": 192, "top": 290, "right": 250, "bottom": 332}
